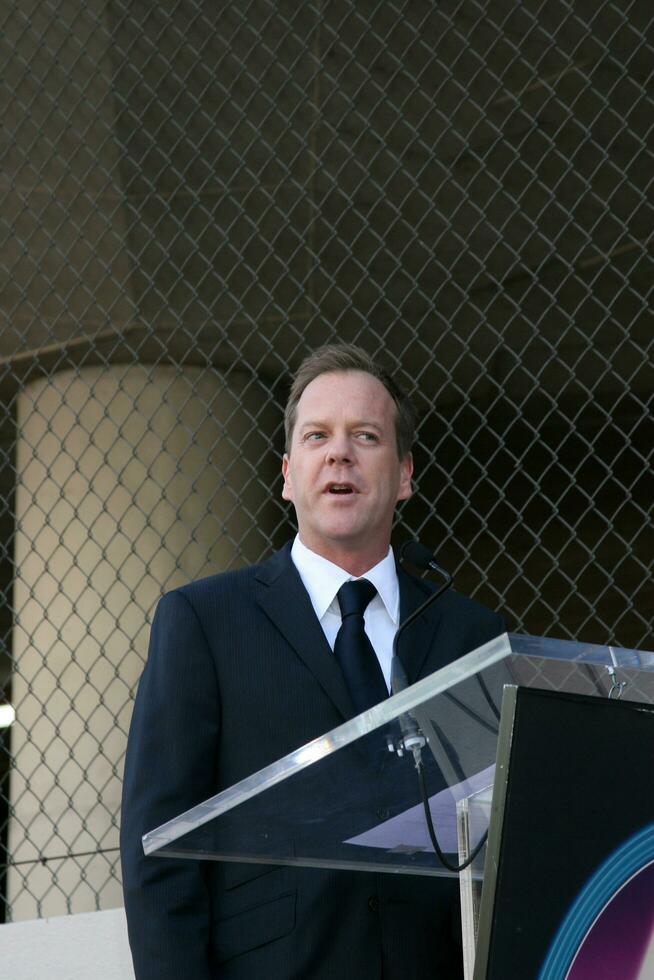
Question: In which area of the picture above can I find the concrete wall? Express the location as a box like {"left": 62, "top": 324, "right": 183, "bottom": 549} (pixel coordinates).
{"left": 9, "top": 364, "right": 276, "bottom": 919}
{"left": 0, "top": 907, "right": 134, "bottom": 980}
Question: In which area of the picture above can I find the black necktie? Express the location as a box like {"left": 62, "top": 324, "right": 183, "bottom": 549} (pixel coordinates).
{"left": 334, "top": 579, "right": 388, "bottom": 716}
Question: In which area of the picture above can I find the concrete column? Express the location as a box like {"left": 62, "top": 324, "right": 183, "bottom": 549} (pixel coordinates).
{"left": 9, "top": 364, "right": 275, "bottom": 919}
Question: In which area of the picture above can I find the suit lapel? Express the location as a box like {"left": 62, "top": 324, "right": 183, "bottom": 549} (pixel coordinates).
{"left": 396, "top": 563, "right": 443, "bottom": 683}
{"left": 254, "top": 545, "right": 356, "bottom": 720}
{"left": 254, "top": 546, "right": 445, "bottom": 717}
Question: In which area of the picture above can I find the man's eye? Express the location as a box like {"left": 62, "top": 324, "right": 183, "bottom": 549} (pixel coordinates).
{"left": 357, "top": 431, "right": 378, "bottom": 441}
{"left": 305, "top": 431, "right": 325, "bottom": 441}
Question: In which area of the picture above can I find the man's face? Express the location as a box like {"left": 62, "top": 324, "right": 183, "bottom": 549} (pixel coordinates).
{"left": 282, "top": 370, "right": 413, "bottom": 567}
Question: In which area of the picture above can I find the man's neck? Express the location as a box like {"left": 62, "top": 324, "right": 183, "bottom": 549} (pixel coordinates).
{"left": 296, "top": 536, "right": 391, "bottom": 578}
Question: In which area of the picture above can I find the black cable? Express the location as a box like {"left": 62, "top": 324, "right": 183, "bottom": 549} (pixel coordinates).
{"left": 416, "top": 759, "right": 488, "bottom": 873}
{"left": 476, "top": 672, "right": 501, "bottom": 722}
{"left": 5, "top": 846, "right": 120, "bottom": 868}
{"left": 442, "top": 691, "right": 499, "bottom": 736}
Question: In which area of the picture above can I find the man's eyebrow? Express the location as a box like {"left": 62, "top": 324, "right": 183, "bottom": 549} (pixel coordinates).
{"left": 298, "top": 419, "right": 383, "bottom": 431}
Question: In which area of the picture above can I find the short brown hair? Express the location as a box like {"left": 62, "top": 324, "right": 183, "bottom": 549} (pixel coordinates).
{"left": 284, "top": 343, "right": 415, "bottom": 458}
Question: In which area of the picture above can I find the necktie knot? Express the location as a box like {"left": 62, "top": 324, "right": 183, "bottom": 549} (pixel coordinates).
{"left": 337, "top": 578, "right": 377, "bottom": 620}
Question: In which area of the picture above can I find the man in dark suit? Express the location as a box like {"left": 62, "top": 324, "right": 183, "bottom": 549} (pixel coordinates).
{"left": 121, "top": 344, "right": 505, "bottom": 979}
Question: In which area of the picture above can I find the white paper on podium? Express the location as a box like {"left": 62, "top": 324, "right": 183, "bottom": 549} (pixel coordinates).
{"left": 346, "top": 764, "right": 495, "bottom": 854}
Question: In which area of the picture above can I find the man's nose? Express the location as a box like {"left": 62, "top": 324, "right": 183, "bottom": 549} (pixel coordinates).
{"left": 326, "top": 433, "right": 353, "bottom": 463}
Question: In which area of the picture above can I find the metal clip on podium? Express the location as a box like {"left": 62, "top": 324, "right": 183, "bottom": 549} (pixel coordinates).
{"left": 143, "top": 633, "right": 654, "bottom": 980}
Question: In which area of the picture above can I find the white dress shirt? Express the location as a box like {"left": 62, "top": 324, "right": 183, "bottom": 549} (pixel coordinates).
{"left": 290, "top": 535, "right": 399, "bottom": 692}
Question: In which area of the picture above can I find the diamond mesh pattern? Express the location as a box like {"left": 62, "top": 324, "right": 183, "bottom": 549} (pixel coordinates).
{"left": 0, "top": 0, "right": 652, "bottom": 921}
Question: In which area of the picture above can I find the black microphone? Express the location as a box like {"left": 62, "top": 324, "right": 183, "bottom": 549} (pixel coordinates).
{"left": 400, "top": 540, "right": 453, "bottom": 590}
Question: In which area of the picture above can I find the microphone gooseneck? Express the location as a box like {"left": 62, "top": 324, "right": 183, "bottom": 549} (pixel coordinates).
{"left": 392, "top": 541, "right": 453, "bottom": 677}
{"left": 390, "top": 540, "right": 487, "bottom": 873}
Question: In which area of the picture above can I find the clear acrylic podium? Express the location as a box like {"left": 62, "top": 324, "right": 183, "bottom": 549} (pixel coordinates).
{"left": 143, "top": 633, "right": 654, "bottom": 976}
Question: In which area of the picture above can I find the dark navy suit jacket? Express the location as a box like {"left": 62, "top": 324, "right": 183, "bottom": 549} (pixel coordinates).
{"left": 120, "top": 544, "right": 505, "bottom": 979}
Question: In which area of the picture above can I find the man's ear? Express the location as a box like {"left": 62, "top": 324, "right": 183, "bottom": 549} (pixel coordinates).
{"left": 281, "top": 453, "right": 293, "bottom": 501}
{"left": 397, "top": 453, "right": 413, "bottom": 502}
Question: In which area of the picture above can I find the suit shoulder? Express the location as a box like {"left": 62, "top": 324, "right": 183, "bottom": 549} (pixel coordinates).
{"left": 435, "top": 589, "right": 507, "bottom": 653}
{"left": 399, "top": 565, "right": 506, "bottom": 636}
{"left": 402, "top": 568, "right": 502, "bottom": 623}
{"left": 442, "top": 587, "right": 504, "bottom": 624}
{"left": 175, "top": 562, "right": 260, "bottom": 599}
{"left": 164, "top": 544, "right": 291, "bottom": 606}
{"left": 151, "top": 563, "right": 263, "bottom": 633}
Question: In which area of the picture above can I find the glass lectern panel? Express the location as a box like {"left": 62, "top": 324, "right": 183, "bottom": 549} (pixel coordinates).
{"left": 143, "top": 633, "right": 654, "bottom": 880}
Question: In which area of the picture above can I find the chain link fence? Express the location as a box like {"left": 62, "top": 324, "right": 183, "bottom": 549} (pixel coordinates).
{"left": 0, "top": 0, "right": 652, "bottom": 922}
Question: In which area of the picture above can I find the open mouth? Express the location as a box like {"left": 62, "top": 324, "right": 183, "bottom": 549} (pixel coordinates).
{"left": 327, "top": 484, "right": 356, "bottom": 495}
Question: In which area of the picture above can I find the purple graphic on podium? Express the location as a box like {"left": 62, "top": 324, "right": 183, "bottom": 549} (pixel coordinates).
{"left": 567, "top": 860, "right": 654, "bottom": 979}
{"left": 539, "top": 824, "right": 654, "bottom": 980}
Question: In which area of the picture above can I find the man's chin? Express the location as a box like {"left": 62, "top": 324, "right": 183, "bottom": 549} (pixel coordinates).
{"left": 317, "top": 518, "right": 366, "bottom": 543}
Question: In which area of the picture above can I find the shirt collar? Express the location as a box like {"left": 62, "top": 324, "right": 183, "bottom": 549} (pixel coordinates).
{"left": 291, "top": 535, "right": 400, "bottom": 624}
